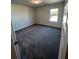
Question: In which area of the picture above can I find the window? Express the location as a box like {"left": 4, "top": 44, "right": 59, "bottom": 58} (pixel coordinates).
{"left": 50, "top": 8, "right": 58, "bottom": 22}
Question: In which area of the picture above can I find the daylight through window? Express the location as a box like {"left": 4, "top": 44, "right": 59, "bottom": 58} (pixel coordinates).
{"left": 50, "top": 8, "right": 58, "bottom": 22}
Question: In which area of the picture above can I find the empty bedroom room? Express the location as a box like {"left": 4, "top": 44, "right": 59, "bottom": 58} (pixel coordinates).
{"left": 11, "top": 0, "right": 68, "bottom": 59}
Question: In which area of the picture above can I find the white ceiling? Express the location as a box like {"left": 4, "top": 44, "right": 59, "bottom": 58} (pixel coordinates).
{"left": 12, "top": 0, "right": 65, "bottom": 7}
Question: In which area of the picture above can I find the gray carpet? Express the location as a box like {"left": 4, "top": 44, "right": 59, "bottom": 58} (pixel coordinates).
{"left": 15, "top": 24, "right": 61, "bottom": 59}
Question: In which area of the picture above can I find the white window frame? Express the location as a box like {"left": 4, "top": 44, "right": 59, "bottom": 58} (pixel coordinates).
{"left": 50, "top": 8, "right": 58, "bottom": 22}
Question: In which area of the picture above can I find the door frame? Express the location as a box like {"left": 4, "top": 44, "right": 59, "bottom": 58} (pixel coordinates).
{"left": 58, "top": 2, "right": 68, "bottom": 59}
{"left": 11, "top": 22, "right": 21, "bottom": 59}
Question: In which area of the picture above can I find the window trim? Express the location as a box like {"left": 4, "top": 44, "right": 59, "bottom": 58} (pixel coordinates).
{"left": 49, "top": 8, "right": 58, "bottom": 22}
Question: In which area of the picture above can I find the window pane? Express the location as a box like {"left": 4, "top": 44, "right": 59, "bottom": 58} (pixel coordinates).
{"left": 50, "top": 8, "right": 58, "bottom": 22}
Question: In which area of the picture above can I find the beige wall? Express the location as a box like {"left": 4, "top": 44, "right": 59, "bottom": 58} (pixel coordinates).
{"left": 11, "top": 4, "right": 35, "bottom": 31}
{"left": 12, "top": 3, "right": 64, "bottom": 31}
{"left": 35, "top": 3, "right": 64, "bottom": 28}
